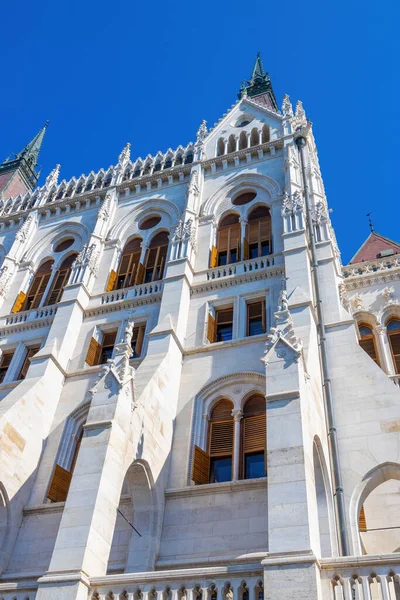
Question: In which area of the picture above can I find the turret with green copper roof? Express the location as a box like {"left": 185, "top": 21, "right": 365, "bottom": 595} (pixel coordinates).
{"left": 238, "top": 53, "right": 278, "bottom": 111}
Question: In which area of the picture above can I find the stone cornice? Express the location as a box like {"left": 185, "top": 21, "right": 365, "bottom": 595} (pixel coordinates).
{"left": 165, "top": 476, "right": 266, "bottom": 498}
{"left": 84, "top": 293, "right": 162, "bottom": 318}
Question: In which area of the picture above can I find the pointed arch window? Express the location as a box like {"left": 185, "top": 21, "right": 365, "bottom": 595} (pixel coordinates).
{"left": 192, "top": 399, "right": 234, "bottom": 485}
{"left": 227, "top": 135, "right": 236, "bottom": 154}
{"left": 144, "top": 231, "right": 169, "bottom": 283}
{"left": 358, "top": 323, "right": 380, "bottom": 366}
{"left": 110, "top": 238, "right": 144, "bottom": 291}
{"left": 12, "top": 259, "right": 54, "bottom": 312}
{"left": 217, "top": 138, "right": 225, "bottom": 157}
{"left": 387, "top": 319, "right": 400, "bottom": 373}
{"left": 239, "top": 131, "right": 247, "bottom": 150}
{"left": 174, "top": 155, "right": 183, "bottom": 166}
{"left": 44, "top": 253, "right": 77, "bottom": 305}
{"left": 241, "top": 395, "right": 266, "bottom": 479}
{"left": 213, "top": 213, "right": 241, "bottom": 267}
{"left": 250, "top": 127, "right": 259, "bottom": 147}
{"left": 262, "top": 125, "right": 270, "bottom": 143}
{"left": 244, "top": 206, "right": 272, "bottom": 259}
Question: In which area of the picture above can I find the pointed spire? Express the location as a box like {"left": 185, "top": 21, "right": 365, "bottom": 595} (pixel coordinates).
{"left": 238, "top": 53, "right": 278, "bottom": 111}
{"left": 16, "top": 121, "right": 48, "bottom": 165}
{"left": 196, "top": 120, "right": 208, "bottom": 143}
{"left": 118, "top": 142, "right": 131, "bottom": 167}
{"left": 44, "top": 164, "right": 60, "bottom": 189}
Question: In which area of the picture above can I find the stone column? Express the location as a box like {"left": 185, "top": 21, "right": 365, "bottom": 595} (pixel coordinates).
{"left": 375, "top": 325, "right": 394, "bottom": 374}
{"left": 232, "top": 409, "right": 242, "bottom": 480}
{"left": 239, "top": 217, "right": 248, "bottom": 261}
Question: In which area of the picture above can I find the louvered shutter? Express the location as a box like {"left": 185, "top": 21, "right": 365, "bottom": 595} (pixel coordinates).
{"left": 192, "top": 445, "right": 210, "bottom": 485}
{"left": 85, "top": 337, "right": 101, "bottom": 366}
{"left": 217, "top": 228, "right": 229, "bottom": 253}
{"left": 210, "top": 246, "right": 218, "bottom": 268}
{"left": 359, "top": 505, "right": 367, "bottom": 532}
{"left": 31, "top": 273, "right": 51, "bottom": 309}
{"left": 207, "top": 313, "right": 216, "bottom": 343}
{"left": 389, "top": 332, "right": 400, "bottom": 373}
{"left": 18, "top": 346, "right": 40, "bottom": 380}
{"left": 0, "top": 352, "right": 14, "bottom": 369}
{"left": 359, "top": 338, "right": 378, "bottom": 364}
{"left": 132, "top": 325, "right": 145, "bottom": 357}
{"left": 209, "top": 421, "right": 234, "bottom": 456}
{"left": 243, "top": 414, "right": 266, "bottom": 454}
{"left": 106, "top": 269, "right": 117, "bottom": 292}
{"left": 260, "top": 216, "right": 271, "bottom": 242}
{"left": 229, "top": 223, "right": 241, "bottom": 250}
{"left": 135, "top": 263, "right": 145, "bottom": 285}
{"left": 47, "top": 464, "right": 72, "bottom": 502}
{"left": 12, "top": 291, "right": 27, "bottom": 313}
{"left": 145, "top": 248, "right": 157, "bottom": 269}
{"left": 243, "top": 238, "right": 249, "bottom": 260}
{"left": 45, "top": 269, "right": 70, "bottom": 306}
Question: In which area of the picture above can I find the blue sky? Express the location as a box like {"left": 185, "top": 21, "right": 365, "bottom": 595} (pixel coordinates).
{"left": 1, "top": 0, "right": 398, "bottom": 263}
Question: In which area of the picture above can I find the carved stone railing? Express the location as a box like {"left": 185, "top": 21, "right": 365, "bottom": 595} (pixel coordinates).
{"left": 202, "top": 254, "right": 279, "bottom": 284}
{"left": 2, "top": 305, "right": 57, "bottom": 327}
{"left": 93, "top": 282, "right": 164, "bottom": 310}
{"left": 342, "top": 256, "right": 400, "bottom": 280}
{"left": 89, "top": 566, "right": 264, "bottom": 600}
{"left": 320, "top": 554, "right": 400, "bottom": 599}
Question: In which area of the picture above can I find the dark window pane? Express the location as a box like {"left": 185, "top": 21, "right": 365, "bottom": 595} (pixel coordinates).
{"left": 210, "top": 457, "right": 232, "bottom": 483}
{"left": 230, "top": 249, "right": 237, "bottom": 263}
{"left": 100, "top": 346, "right": 114, "bottom": 364}
{"left": 217, "top": 323, "right": 233, "bottom": 342}
{"left": 249, "top": 244, "right": 258, "bottom": 259}
{"left": 245, "top": 452, "right": 264, "bottom": 479}
{"left": 249, "top": 317, "right": 264, "bottom": 336}
{"left": 261, "top": 241, "right": 270, "bottom": 256}
{"left": 218, "top": 252, "right": 227, "bottom": 266}
{"left": 145, "top": 270, "right": 153, "bottom": 283}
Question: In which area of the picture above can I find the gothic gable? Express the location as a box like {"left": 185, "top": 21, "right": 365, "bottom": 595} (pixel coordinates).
{"left": 349, "top": 232, "right": 400, "bottom": 264}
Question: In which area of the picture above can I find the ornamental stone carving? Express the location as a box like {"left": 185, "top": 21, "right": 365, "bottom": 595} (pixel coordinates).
{"left": 15, "top": 215, "right": 35, "bottom": 243}
{"left": 281, "top": 94, "right": 294, "bottom": 117}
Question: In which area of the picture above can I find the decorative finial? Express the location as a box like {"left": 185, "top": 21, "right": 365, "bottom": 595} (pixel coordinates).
{"left": 281, "top": 94, "right": 293, "bottom": 117}
{"left": 366, "top": 212, "right": 374, "bottom": 233}
{"left": 118, "top": 142, "right": 131, "bottom": 166}
{"left": 196, "top": 120, "right": 208, "bottom": 142}
{"left": 44, "top": 164, "right": 60, "bottom": 188}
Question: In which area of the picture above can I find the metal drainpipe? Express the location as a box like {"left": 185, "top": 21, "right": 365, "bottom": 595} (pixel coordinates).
{"left": 295, "top": 128, "right": 350, "bottom": 556}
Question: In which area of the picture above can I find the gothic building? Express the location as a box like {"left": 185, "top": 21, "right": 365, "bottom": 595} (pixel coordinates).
{"left": 0, "top": 54, "right": 398, "bottom": 600}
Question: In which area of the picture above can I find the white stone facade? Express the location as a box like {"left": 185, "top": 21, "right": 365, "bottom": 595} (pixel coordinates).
{"left": 0, "top": 70, "right": 398, "bottom": 600}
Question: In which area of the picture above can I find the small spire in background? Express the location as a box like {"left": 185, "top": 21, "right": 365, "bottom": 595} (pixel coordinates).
{"left": 366, "top": 212, "right": 374, "bottom": 232}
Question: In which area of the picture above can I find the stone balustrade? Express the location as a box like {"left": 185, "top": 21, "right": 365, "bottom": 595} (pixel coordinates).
{"left": 2, "top": 305, "right": 57, "bottom": 327}
{"left": 202, "top": 254, "right": 278, "bottom": 284}
{"left": 342, "top": 256, "right": 400, "bottom": 280}
{"left": 320, "top": 554, "right": 400, "bottom": 600}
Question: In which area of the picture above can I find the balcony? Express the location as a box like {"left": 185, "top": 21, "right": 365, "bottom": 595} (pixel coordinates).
{"left": 0, "top": 305, "right": 57, "bottom": 330}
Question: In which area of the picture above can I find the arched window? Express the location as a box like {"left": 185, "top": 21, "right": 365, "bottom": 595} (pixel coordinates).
{"left": 85, "top": 180, "right": 93, "bottom": 192}
{"left": 387, "top": 319, "right": 400, "bottom": 373}
{"left": 239, "top": 131, "right": 247, "bottom": 150}
{"left": 244, "top": 206, "right": 272, "bottom": 259}
{"left": 164, "top": 159, "right": 172, "bottom": 169}
{"left": 174, "top": 155, "right": 183, "bottom": 166}
{"left": 44, "top": 253, "right": 77, "bottom": 306}
{"left": 153, "top": 162, "right": 162, "bottom": 172}
{"left": 250, "top": 127, "right": 259, "bottom": 147}
{"left": 103, "top": 175, "right": 112, "bottom": 187}
{"left": 241, "top": 395, "right": 266, "bottom": 479}
{"left": 227, "top": 135, "right": 236, "bottom": 154}
{"left": 144, "top": 231, "right": 169, "bottom": 283}
{"left": 214, "top": 213, "right": 241, "bottom": 267}
{"left": 208, "top": 400, "right": 234, "bottom": 483}
{"left": 113, "top": 238, "right": 143, "bottom": 290}
{"left": 262, "top": 124, "right": 270, "bottom": 143}
{"left": 217, "top": 138, "right": 225, "bottom": 157}
{"left": 358, "top": 324, "right": 380, "bottom": 366}
{"left": 13, "top": 259, "right": 54, "bottom": 312}
{"left": 184, "top": 153, "right": 194, "bottom": 164}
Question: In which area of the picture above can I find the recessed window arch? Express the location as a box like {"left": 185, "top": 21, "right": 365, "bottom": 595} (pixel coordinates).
{"left": 174, "top": 154, "right": 183, "bottom": 166}
{"left": 241, "top": 395, "right": 266, "bottom": 480}
{"left": 111, "top": 237, "right": 144, "bottom": 291}
{"left": 239, "top": 131, "right": 247, "bottom": 150}
{"left": 44, "top": 253, "right": 78, "bottom": 306}
{"left": 216, "top": 138, "right": 225, "bottom": 157}
{"left": 261, "top": 124, "right": 270, "bottom": 143}
{"left": 144, "top": 231, "right": 169, "bottom": 283}
{"left": 250, "top": 127, "right": 259, "bottom": 147}
{"left": 386, "top": 318, "right": 400, "bottom": 374}
{"left": 358, "top": 323, "right": 380, "bottom": 366}
{"left": 214, "top": 212, "right": 241, "bottom": 267}
{"left": 227, "top": 135, "right": 236, "bottom": 154}
{"left": 12, "top": 258, "right": 54, "bottom": 312}
{"left": 244, "top": 205, "right": 272, "bottom": 259}
{"left": 208, "top": 399, "right": 234, "bottom": 483}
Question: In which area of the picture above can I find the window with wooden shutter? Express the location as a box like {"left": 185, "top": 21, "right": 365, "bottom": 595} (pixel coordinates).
{"left": 144, "top": 232, "right": 169, "bottom": 283}
{"left": 210, "top": 245, "right": 218, "bottom": 268}
{"left": 0, "top": 351, "right": 14, "bottom": 384}
{"left": 207, "top": 312, "right": 216, "bottom": 343}
{"left": 215, "top": 307, "right": 233, "bottom": 342}
{"left": 99, "top": 330, "right": 117, "bottom": 364}
{"left": 192, "top": 445, "right": 210, "bottom": 485}
{"left": 359, "top": 505, "right": 367, "bottom": 532}
{"left": 387, "top": 319, "right": 400, "bottom": 374}
{"left": 216, "top": 214, "right": 241, "bottom": 266}
{"left": 23, "top": 259, "right": 54, "bottom": 310}
{"left": 246, "top": 206, "right": 271, "bottom": 258}
{"left": 85, "top": 337, "right": 102, "bottom": 366}
{"left": 135, "top": 262, "right": 146, "bottom": 285}
{"left": 44, "top": 254, "right": 77, "bottom": 306}
{"left": 131, "top": 324, "right": 145, "bottom": 358}
{"left": 247, "top": 300, "right": 266, "bottom": 336}
{"left": 17, "top": 345, "right": 40, "bottom": 380}
{"left": 358, "top": 324, "right": 380, "bottom": 366}
{"left": 241, "top": 395, "right": 266, "bottom": 479}
{"left": 47, "top": 464, "right": 73, "bottom": 503}
{"left": 116, "top": 238, "right": 142, "bottom": 289}
{"left": 106, "top": 269, "right": 117, "bottom": 292}
{"left": 11, "top": 291, "right": 27, "bottom": 313}
{"left": 208, "top": 399, "right": 234, "bottom": 483}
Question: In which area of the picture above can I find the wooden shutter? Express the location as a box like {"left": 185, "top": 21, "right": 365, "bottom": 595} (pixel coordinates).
{"left": 17, "top": 346, "right": 40, "bottom": 380}
{"left": 359, "top": 505, "right": 367, "bottom": 532}
{"left": 132, "top": 325, "right": 145, "bottom": 357}
{"left": 389, "top": 332, "right": 400, "bottom": 373}
{"left": 106, "top": 269, "right": 117, "bottom": 292}
{"left": 47, "top": 464, "right": 72, "bottom": 502}
{"left": 217, "top": 228, "right": 230, "bottom": 253}
{"left": 85, "top": 337, "right": 101, "bottom": 366}
{"left": 243, "top": 238, "right": 249, "bottom": 260}
{"left": 210, "top": 245, "right": 218, "bottom": 268}
{"left": 12, "top": 291, "right": 27, "bottom": 313}
{"left": 31, "top": 273, "right": 51, "bottom": 309}
{"left": 359, "top": 338, "right": 379, "bottom": 365}
{"left": 192, "top": 445, "right": 210, "bottom": 485}
{"left": 209, "top": 421, "right": 234, "bottom": 456}
{"left": 135, "top": 262, "right": 145, "bottom": 285}
{"left": 207, "top": 313, "right": 216, "bottom": 343}
{"left": 243, "top": 414, "right": 266, "bottom": 454}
